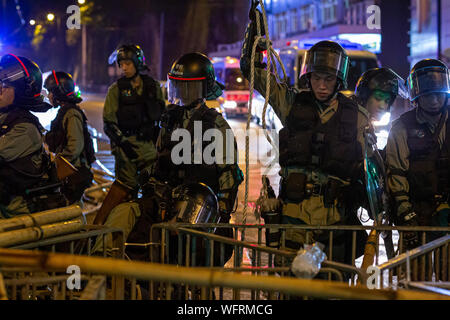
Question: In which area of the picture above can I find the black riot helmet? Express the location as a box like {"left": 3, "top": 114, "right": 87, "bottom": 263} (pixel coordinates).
{"left": 355, "top": 68, "right": 409, "bottom": 109}
{"left": 299, "top": 40, "right": 350, "bottom": 89}
{"left": 0, "top": 54, "right": 51, "bottom": 111}
{"left": 167, "top": 52, "right": 225, "bottom": 107}
{"left": 44, "top": 71, "right": 82, "bottom": 104}
{"left": 108, "top": 44, "right": 148, "bottom": 73}
{"left": 172, "top": 182, "right": 220, "bottom": 231}
{"left": 407, "top": 59, "right": 449, "bottom": 102}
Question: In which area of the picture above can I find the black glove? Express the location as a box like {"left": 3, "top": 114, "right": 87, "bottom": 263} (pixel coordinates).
{"left": 249, "top": 0, "right": 263, "bottom": 25}
{"left": 138, "top": 166, "right": 153, "bottom": 188}
{"left": 120, "top": 140, "right": 139, "bottom": 160}
{"left": 240, "top": 2, "right": 267, "bottom": 79}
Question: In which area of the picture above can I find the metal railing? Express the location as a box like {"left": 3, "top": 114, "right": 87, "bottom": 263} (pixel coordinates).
{"left": 0, "top": 247, "right": 447, "bottom": 300}
{"left": 143, "top": 222, "right": 450, "bottom": 300}
{"left": 377, "top": 235, "right": 450, "bottom": 291}
{"left": 2, "top": 225, "right": 125, "bottom": 300}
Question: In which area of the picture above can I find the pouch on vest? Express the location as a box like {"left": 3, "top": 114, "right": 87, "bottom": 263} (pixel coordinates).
{"left": 323, "top": 178, "right": 341, "bottom": 208}
{"left": 284, "top": 172, "right": 307, "bottom": 202}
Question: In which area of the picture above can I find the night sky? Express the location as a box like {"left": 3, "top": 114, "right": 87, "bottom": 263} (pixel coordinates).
{"left": 0, "top": 0, "right": 250, "bottom": 86}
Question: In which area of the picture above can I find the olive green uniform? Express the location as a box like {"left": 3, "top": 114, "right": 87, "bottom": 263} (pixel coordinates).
{"left": 53, "top": 108, "right": 90, "bottom": 168}
{"left": 103, "top": 77, "right": 164, "bottom": 189}
{"left": 0, "top": 111, "right": 45, "bottom": 217}
{"left": 251, "top": 68, "right": 370, "bottom": 257}
{"left": 94, "top": 105, "right": 241, "bottom": 255}
{"left": 386, "top": 108, "right": 449, "bottom": 227}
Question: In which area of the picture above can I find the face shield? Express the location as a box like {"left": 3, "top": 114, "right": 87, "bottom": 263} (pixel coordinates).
{"left": 0, "top": 65, "right": 26, "bottom": 89}
{"left": 372, "top": 73, "right": 410, "bottom": 104}
{"left": 407, "top": 66, "right": 450, "bottom": 101}
{"left": 167, "top": 76, "right": 206, "bottom": 106}
{"left": 300, "top": 49, "right": 350, "bottom": 88}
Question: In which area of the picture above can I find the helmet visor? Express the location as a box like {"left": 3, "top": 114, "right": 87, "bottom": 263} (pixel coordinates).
{"left": 300, "top": 49, "right": 350, "bottom": 86}
{"left": 408, "top": 66, "right": 450, "bottom": 101}
{"left": 371, "top": 72, "right": 410, "bottom": 102}
{"left": 167, "top": 76, "right": 206, "bottom": 106}
{"left": 0, "top": 65, "right": 26, "bottom": 85}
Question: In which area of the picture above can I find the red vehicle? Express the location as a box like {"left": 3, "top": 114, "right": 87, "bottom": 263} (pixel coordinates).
{"left": 212, "top": 56, "right": 251, "bottom": 118}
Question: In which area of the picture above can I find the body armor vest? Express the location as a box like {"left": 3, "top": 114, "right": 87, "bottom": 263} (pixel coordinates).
{"left": 157, "top": 104, "right": 221, "bottom": 193}
{"left": 116, "top": 75, "right": 162, "bottom": 141}
{"left": 279, "top": 91, "right": 363, "bottom": 181}
{"left": 45, "top": 104, "right": 96, "bottom": 165}
{"left": 400, "top": 109, "right": 450, "bottom": 202}
{"left": 0, "top": 108, "right": 48, "bottom": 195}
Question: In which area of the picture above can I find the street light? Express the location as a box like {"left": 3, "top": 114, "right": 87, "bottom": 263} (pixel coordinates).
{"left": 29, "top": 19, "right": 36, "bottom": 26}
{"left": 78, "top": 0, "right": 86, "bottom": 4}
{"left": 47, "top": 13, "right": 55, "bottom": 22}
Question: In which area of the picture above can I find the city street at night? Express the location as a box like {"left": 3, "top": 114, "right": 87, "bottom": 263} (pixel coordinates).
{"left": 0, "top": 0, "right": 449, "bottom": 307}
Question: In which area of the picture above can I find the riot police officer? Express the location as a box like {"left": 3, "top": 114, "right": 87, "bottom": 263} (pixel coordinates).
{"left": 0, "top": 54, "right": 62, "bottom": 217}
{"left": 104, "top": 44, "right": 165, "bottom": 192}
{"left": 355, "top": 68, "right": 408, "bottom": 124}
{"left": 240, "top": 8, "right": 369, "bottom": 265}
{"left": 354, "top": 67, "right": 409, "bottom": 259}
{"left": 93, "top": 53, "right": 243, "bottom": 265}
{"left": 386, "top": 59, "right": 449, "bottom": 249}
{"left": 44, "top": 71, "right": 96, "bottom": 204}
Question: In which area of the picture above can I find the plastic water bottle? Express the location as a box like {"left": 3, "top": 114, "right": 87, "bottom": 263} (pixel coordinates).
{"left": 291, "top": 242, "right": 327, "bottom": 279}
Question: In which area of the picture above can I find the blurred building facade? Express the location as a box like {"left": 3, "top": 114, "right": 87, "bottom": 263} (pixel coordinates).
{"left": 210, "top": 0, "right": 382, "bottom": 57}
{"left": 409, "top": 0, "right": 450, "bottom": 67}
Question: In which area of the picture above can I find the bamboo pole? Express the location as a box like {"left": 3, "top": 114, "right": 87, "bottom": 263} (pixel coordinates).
{"left": 0, "top": 272, "right": 7, "bottom": 300}
{"left": 0, "top": 219, "right": 84, "bottom": 247}
{"left": 0, "top": 205, "right": 82, "bottom": 233}
{"left": 91, "top": 168, "right": 115, "bottom": 179}
{"left": 84, "top": 182, "right": 113, "bottom": 195}
{"left": 0, "top": 248, "right": 447, "bottom": 300}
{"left": 361, "top": 229, "right": 378, "bottom": 270}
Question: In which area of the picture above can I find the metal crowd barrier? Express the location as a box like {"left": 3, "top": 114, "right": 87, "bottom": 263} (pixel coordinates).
{"left": 1, "top": 225, "right": 125, "bottom": 300}
{"left": 377, "top": 234, "right": 450, "bottom": 293}
{"left": 144, "top": 222, "right": 450, "bottom": 300}
{"left": 0, "top": 248, "right": 447, "bottom": 300}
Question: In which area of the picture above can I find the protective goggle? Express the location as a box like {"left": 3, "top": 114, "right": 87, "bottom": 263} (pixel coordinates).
{"left": 167, "top": 76, "right": 206, "bottom": 106}
{"left": 407, "top": 66, "right": 450, "bottom": 101}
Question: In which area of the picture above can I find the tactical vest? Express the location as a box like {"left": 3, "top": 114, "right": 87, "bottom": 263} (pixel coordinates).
{"left": 279, "top": 91, "right": 363, "bottom": 181}
{"left": 157, "top": 104, "right": 221, "bottom": 193}
{"left": 45, "top": 104, "right": 96, "bottom": 165}
{"left": 400, "top": 109, "right": 450, "bottom": 202}
{"left": 0, "top": 108, "right": 48, "bottom": 194}
{"left": 116, "top": 75, "right": 162, "bottom": 141}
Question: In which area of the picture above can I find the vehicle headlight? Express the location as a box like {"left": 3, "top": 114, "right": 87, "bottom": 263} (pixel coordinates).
{"left": 372, "top": 112, "right": 390, "bottom": 127}
{"left": 223, "top": 100, "right": 237, "bottom": 109}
